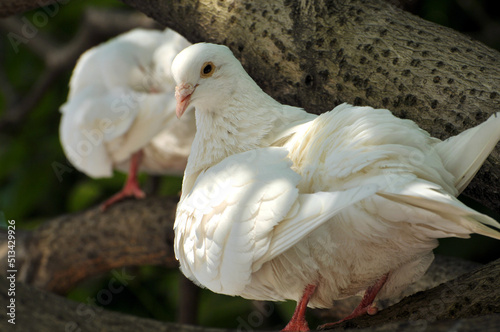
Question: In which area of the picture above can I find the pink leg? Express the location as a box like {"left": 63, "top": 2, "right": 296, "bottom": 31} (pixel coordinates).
{"left": 282, "top": 284, "right": 317, "bottom": 332}
{"left": 318, "top": 273, "right": 389, "bottom": 330}
{"left": 100, "top": 151, "right": 146, "bottom": 211}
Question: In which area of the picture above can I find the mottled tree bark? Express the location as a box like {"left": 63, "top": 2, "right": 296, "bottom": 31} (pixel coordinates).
{"left": 0, "top": 259, "right": 499, "bottom": 332}
{"left": 118, "top": 0, "right": 500, "bottom": 213}
{"left": 0, "top": 196, "right": 179, "bottom": 294}
{"left": 0, "top": 275, "right": 216, "bottom": 332}
{"left": 0, "top": 0, "right": 59, "bottom": 17}
{"left": 331, "top": 258, "right": 500, "bottom": 330}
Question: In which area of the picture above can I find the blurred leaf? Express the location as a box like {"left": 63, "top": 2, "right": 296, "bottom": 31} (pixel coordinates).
{"left": 67, "top": 180, "right": 103, "bottom": 211}
{"left": 158, "top": 175, "right": 183, "bottom": 196}
{"left": 198, "top": 291, "right": 252, "bottom": 328}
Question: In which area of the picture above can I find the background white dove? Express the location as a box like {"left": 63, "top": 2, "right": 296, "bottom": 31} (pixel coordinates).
{"left": 172, "top": 43, "right": 500, "bottom": 331}
{"left": 60, "top": 28, "right": 195, "bottom": 210}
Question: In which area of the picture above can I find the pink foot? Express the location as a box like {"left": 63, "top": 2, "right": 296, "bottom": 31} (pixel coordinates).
{"left": 318, "top": 273, "right": 388, "bottom": 330}
{"left": 367, "top": 305, "right": 378, "bottom": 315}
{"left": 318, "top": 305, "right": 376, "bottom": 330}
{"left": 100, "top": 151, "right": 145, "bottom": 211}
{"left": 100, "top": 181, "right": 145, "bottom": 211}
{"left": 282, "top": 284, "right": 317, "bottom": 332}
{"left": 282, "top": 314, "right": 310, "bottom": 332}
{"left": 282, "top": 319, "right": 309, "bottom": 332}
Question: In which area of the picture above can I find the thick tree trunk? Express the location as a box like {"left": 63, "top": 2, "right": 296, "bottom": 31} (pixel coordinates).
{"left": 119, "top": 0, "right": 500, "bottom": 213}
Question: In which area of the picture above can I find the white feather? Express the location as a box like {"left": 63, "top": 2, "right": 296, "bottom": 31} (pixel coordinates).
{"left": 172, "top": 43, "right": 500, "bottom": 311}
{"left": 435, "top": 112, "right": 500, "bottom": 193}
{"left": 175, "top": 147, "right": 300, "bottom": 294}
{"left": 60, "top": 28, "right": 195, "bottom": 178}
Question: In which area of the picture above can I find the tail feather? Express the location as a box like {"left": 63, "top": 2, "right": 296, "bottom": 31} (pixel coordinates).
{"left": 377, "top": 181, "right": 500, "bottom": 241}
{"left": 435, "top": 112, "right": 500, "bottom": 193}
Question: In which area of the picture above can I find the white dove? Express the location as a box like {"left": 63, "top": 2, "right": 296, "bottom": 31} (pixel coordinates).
{"left": 60, "top": 28, "right": 195, "bottom": 210}
{"left": 172, "top": 43, "right": 500, "bottom": 331}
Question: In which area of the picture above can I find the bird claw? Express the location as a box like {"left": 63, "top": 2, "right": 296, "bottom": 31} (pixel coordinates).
{"left": 367, "top": 305, "right": 378, "bottom": 315}
{"left": 100, "top": 185, "right": 145, "bottom": 211}
{"left": 282, "top": 320, "right": 310, "bottom": 332}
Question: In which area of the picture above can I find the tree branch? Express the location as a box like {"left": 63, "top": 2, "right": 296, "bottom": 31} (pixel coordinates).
{"left": 0, "top": 259, "right": 499, "bottom": 332}
{"left": 0, "top": 196, "right": 180, "bottom": 295}
{"left": 0, "top": 194, "right": 490, "bottom": 324}
{"left": 0, "top": 276, "right": 222, "bottom": 332}
{"left": 314, "top": 255, "right": 481, "bottom": 321}
{"left": 328, "top": 258, "right": 500, "bottom": 330}
{"left": 0, "top": 0, "right": 60, "bottom": 18}
{"left": 119, "top": 0, "right": 500, "bottom": 213}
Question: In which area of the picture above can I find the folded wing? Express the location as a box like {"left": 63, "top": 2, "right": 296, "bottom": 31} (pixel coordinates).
{"left": 175, "top": 147, "right": 379, "bottom": 295}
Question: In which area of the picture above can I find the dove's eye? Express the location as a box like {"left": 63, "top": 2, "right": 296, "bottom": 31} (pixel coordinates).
{"left": 201, "top": 62, "right": 215, "bottom": 78}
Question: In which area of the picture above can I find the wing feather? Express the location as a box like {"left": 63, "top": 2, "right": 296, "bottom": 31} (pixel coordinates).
{"left": 175, "top": 147, "right": 300, "bottom": 294}
{"left": 375, "top": 181, "right": 500, "bottom": 239}
{"left": 175, "top": 147, "right": 381, "bottom": 294}
{"left": 253, "top": 184, "right": 379, "bottom": 270}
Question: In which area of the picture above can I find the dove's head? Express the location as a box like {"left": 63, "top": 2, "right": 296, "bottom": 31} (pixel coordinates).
{"left": 172, "top": 43, "right": 247, "bottom": 118}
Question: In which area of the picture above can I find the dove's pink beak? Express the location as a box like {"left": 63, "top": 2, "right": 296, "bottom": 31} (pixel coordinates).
{"left": 175, "top": 83, "right": 197, "bottom": 119}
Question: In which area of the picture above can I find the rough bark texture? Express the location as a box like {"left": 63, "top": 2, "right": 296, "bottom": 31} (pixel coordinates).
{"left": 0, "top": 276, "right": 221, "bottom": 332}
{"left": 0, "top": 196, "right": 179, "bottom": 294}
{"left": 118, "top": 0, "right": 500, "bottom": 213}
{"left": 0, "top": 259, "right": 499, "bottom": 332}
{"left": 315, "top": 255, "right": 481, "bottom": 321}
{"left": 328, "top": 258, "right": 500, "bottom": 330}
{"left": 0, "top": 0, "right": 59, "bottom": 17}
